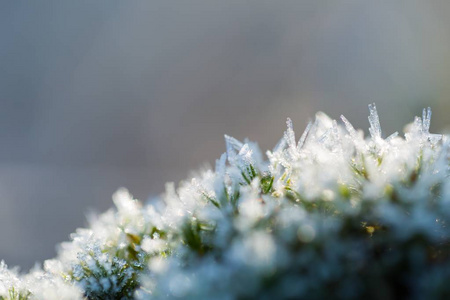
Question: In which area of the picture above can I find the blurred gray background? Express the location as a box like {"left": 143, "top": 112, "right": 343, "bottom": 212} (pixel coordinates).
{"left": 1, "top": 1, "right": 450, "bottom": 270}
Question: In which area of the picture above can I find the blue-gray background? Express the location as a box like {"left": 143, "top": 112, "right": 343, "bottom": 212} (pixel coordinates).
{"left": 1, "top": 1, "right": 450, "bottom": 270}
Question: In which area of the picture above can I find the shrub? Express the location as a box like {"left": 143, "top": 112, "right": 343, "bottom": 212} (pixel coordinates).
{"left": 1, "top": 104, "right": 449, "bottom": 299}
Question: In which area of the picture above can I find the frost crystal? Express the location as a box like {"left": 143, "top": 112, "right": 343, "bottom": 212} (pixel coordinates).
{"left": 368, "top": 102, "right": 382, "bottom": 140}
{"left": 2, "top": 104, "right": 450, "bottom": 299}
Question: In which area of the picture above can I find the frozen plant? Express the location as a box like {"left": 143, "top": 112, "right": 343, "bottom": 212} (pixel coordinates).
{"left": 1, "top": 104, "right": 450, "bottom": 299}
{"left": 0, "top": 261, "right": 29, "bottom": 300}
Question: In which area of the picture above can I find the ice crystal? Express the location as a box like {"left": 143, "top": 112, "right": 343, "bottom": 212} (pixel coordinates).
{"left": 368, "top": 103, "right": 382, "bottom": 140}
{"left": 1, "top": 104, "right": 450, "bottom": 299}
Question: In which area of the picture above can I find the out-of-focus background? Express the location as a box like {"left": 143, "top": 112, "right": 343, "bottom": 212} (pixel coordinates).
{"left": 1, "top": 1, "right": 450, "bottom": 270}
